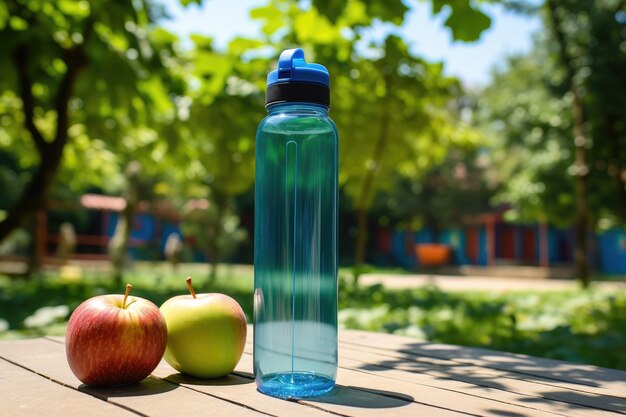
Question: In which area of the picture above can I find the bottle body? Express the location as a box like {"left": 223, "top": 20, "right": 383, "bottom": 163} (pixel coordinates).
{"left": 253, "top": 103, "right": 338, "bottom": 399}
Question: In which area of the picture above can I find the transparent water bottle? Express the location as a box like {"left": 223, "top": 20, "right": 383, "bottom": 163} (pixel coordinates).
{"left": 253, "top": 48, "right": 338, "bottom": 399}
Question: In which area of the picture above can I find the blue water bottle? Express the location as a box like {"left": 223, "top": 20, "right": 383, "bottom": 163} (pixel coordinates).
{"left": 253, "top": 48, "right": 338, "bottom": 399}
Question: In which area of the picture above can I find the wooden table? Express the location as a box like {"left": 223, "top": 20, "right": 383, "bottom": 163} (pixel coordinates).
{"left": 1, "top": 329, "right": 625, "bottom": 416}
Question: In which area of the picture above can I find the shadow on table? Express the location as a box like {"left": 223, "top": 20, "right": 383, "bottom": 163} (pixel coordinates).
{"left": 353, "top": 339, "right": 626, "bottom": 413}
{"left": 518, "top": 390, "right": 626, "bottom": 413}
{"left": 163, "top": 372, "right": 253, "bottom": 386}
{"left": 482, "top": 409, "right": 529, "bottom": 417}
{"left": 357, "top": 340, "right": 626, "bottom": 389}
{"left": 307, "top": 385, "right": 414, "bottom": 409}
{"left": 356, "top": 350, "right": 510, "bottom": 392}
{"left": 215, "top": 370, "right": 414, "bottom": 409}
{"left": 80, "top": 376, "right": 178, "bottom": 398}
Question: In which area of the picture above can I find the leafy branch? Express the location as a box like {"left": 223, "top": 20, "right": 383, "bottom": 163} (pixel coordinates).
{"left": 0, "top": 10, "right": 95, "bottom": 242}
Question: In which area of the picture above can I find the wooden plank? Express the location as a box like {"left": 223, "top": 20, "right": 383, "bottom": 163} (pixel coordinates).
{"left": 241, "top": 341, "right": 620, "bottom": 417}
{"left": 47, "top": 336, "right": 473, "bottom": 417}
{"left": 0, "top": 339, "right": 262, "bottom": 417}
{"left": 36, "top": 329, "right": 626, "bottom": 416}
{"left": 48, "top": 336, "right": 327, "bottom": 416}
{"left": 245, "top": 328, "right": 624, "bottom": 415}
{"left": 237, "top": 348, "right": 473, "bottom": 416}
{"left": 336, "top": 344, "right": 623, "bottom": 417}
{"left": 48, "top": 335, "right": 440, "bottom": 417}
{"left": 151, "top": 359, "right": 334, "bottom": 416}
{"left": 239, "top": 353, "right": 559, "bottom": 417}
{"left": 0, "top": 358, "right": 136, "bottom": 417}
{"left": 336, "top": 362, "right": 570, "bottom": 417}
{"left": 340, "top": 343, "right": 626, "bottom": 416}
{"left": 339, "top": 329, "right": 626, "bottom": 398}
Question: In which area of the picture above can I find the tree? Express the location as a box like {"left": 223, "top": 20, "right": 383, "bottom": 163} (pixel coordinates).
{"left": 180, "top": 199, "right": 247, "bottom": 280}
{"left": 478, "top": 48, "right": 577, "bottom": 226}
{"left": 582, "top": 0, "right": 626, "bottom": 223}
{"left": 0, "top": 0, "right": 505, "bottom": 272}
{"left": 479, "top": 0, "right": 626, "bottom": 286}
{"left": 166, "top": 35, "right": 269, "bottom": 279}
{"left": 108, "top": 161, "right": 141, "bottom": 286}
{"left": 337, "top": 37, "right": 474, "bottom": 265}
{"left": 545, "top": 0, "right": 591, "bottom": 286}
{"left": 0, "top": 0, "right": 179, "bottom": 247}
{"left": 251, "top": 0, "right": 490, "bottom": 265}
{"left": 539, "top": 0, "right": 626, "bottom": 225}
{"left": 374, "top": 146, "right": 494, "bottom": 242}
{"left": 313, "top": 0, "right": 492, "bottom": 42}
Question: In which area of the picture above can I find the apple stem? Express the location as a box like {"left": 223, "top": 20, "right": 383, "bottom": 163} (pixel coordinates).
{"left": 122, "top": 284, "right": 132, "bottom": 309}
{"left": 186, "top": 276, "right": 197, "bottom": 299}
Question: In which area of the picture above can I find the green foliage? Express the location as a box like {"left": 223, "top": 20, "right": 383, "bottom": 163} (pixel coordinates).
{"left": 250, "top": 1, "right": 481, "bottom": 220}
{"left": 158, "top": 35, "right": 269, "bottom": 273}
{"left": 313, "top": 0, "right": 408, "bottom": 25}
{"left": 478, "top": 46, "right": 577, "bottom": 226}
{"left": 179, "top": 0, "right": 203, "bottom": 6}
{"left": 371, "top": 147, "right": 494, "bottom": 232}
{"left": 312, "top": 0, "right": 491, "bottom": 41}
{"left": 180, "top": 201, "right": 247, "bottom": 264}
{"left": 563, "top": 0, "right": 626, "bottom": 226}
{"left": 1, "top": 0, "right": 498, "bottom": 259}
{"left": 335, "top": 36, "right": 471, "bottom": 207}
{"left": 0, "top": 0, "right": 182, "bottom": 198}
{"left": 171, "top": 35, "right": 267, "bottom": 199}
{"left": 478, "top": 1, "right": 626, "bottom": 228}
{"left": 431, "top": 0, "right": 492, "bottom": 41}
{"left": 3, "top": 267, "right": 625, "bottom": 371}
{"left": 0, "top": 265, "right": 254, "bottom": 339}
{"left": 249, "top": 0, "right": 487, "bottom": 263}
{"left": 338, "top": 282, "right": 626, "bottom": 370}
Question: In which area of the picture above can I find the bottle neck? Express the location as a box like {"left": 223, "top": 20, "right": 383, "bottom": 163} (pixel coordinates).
{"left": 267, "top": 102, "right": 329, "bottom": 116}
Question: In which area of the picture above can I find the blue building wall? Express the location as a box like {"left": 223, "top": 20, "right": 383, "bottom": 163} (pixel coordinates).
{"left": 440, "top": 229, "right": 469, "bottom": 265}
{"left": 104, "top": 211, "right": 626, "bottom": 274}
{"left": 598, "top": 229, "right": 626, "bottom": 274}
{"left": 389, "top": 226, "right": 626, "bottom": 273}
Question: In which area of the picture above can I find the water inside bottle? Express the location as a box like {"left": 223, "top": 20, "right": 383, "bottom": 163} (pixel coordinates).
{"left": 254, "top": 123, "right": 338, "bottom": 399}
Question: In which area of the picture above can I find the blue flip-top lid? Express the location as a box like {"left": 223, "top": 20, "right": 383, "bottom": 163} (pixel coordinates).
{"left": 267, "top": 48, "right": 330, "bottom": 87}
{"left": 265, "top": 48, "right": 331, "bottom": 107}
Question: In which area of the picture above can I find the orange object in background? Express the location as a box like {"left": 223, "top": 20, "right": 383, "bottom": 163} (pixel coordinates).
{"left": 415, "top": 244, "right": 451, "bottom": 267}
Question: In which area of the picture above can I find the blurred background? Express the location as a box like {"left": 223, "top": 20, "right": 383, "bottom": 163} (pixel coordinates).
{"left": 0, "top": 0, "right": 625, "bottom": 369}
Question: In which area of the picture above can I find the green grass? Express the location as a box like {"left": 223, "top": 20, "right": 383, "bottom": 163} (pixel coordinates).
{"left": 338, "top": 280, "right": 626, "bottom": 370}
{"left": 338, "top": 264, "right": 413, "bottom": 277}
{"left": 0, "top": 263, "right": 253, "bottom": 340}
{"left": 1, "top": 263, "right": 625, "bottom": 371}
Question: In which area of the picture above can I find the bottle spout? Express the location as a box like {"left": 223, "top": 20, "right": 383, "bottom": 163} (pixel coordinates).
{"left": 277, "top": 48, "right": 305, "bottom": 80}
{"left": 267, "top": 48, "right": 329, "bottom": 86}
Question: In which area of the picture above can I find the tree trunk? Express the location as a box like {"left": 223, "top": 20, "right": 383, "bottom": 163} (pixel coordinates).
{"left": 422, "top": 182, "right": 440, "bottom": 243}
{"left": 574, "top": 147, "right": 590, "bottom": 287}
{"left": 546, "top": 1, "right": 591, "bottom": 287}
{"left": 109, "top": 162, "right": 141, "bottom": 287}
{"left": 207, "top": 190, "right": 229, "bottom": 283}
{"left": 354, "top": 207, "right": 369, "bottom": 267}
{"left": 208, "top": 246, "right": 220, "bottom": 282}
{"left": 354, "top": 105, "right": 391, "bottom": 266}
{"left": 206, "top": 214, "right": 221, "bottom": 283}
{"left": 428, "top": 215, "right": 441, "bottom": 244}
{"left": 0, "top": 17, "right": 93, "bottom": 245}
{"left": 25, "top": 218, "right": 39, "bottom": 275}
{"left": 606, "top": 112, "right": 626, "bottom": 223}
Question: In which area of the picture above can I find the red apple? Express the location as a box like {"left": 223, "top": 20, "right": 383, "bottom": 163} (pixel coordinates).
{"left": 160, "top": 277, "right": 247, "bottom": 378}
{"left": 65, "top": 284, "right": 167, "bottom": 386}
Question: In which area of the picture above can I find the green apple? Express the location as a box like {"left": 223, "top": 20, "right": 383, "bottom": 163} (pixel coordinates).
{"left": 160, "top": 277, "right": 247, "bottom": 378}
